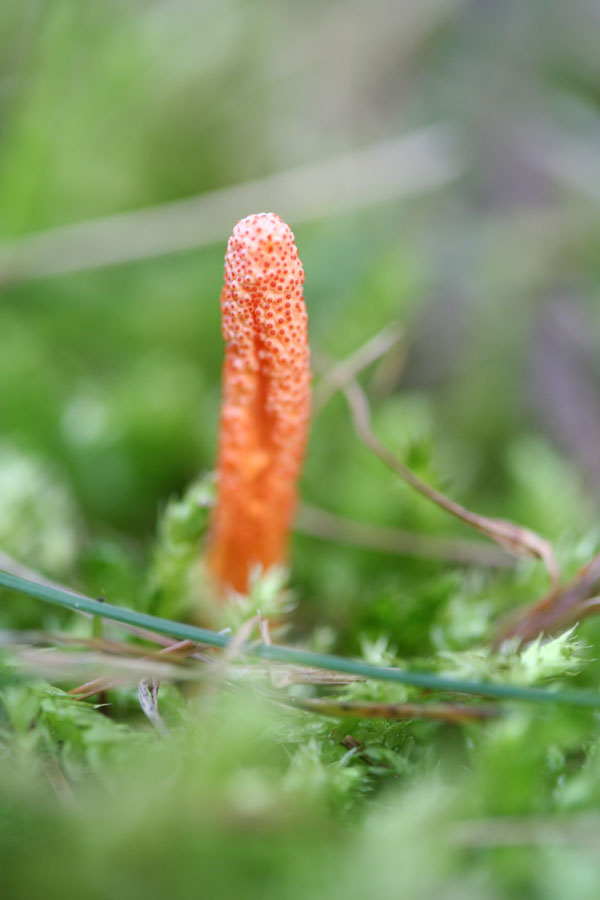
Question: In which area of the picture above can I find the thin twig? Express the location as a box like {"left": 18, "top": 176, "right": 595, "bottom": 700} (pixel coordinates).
{"left": 69, "top": 639, "right": 198, "bottom": 699}
{"left": 498, "top": 553, "right": 600, "bottom": 644}
{"left": 11, "top": 648, "right": 199, "bottom": 686}
{"left": 264, "top": 666, "right": 363, "bottom": 688}
{"left": 283, "top": 696, "right": 500, "bottom": 723}
{"left": 313, "top": 323, "right": 404, "bottom": 413}
{"left": 296, "top": 502, "right": 515, "bottom": 568}
{"left": 313, "top": 325, "right": 551, "bottom": 577}
{"left": 342, "top": 378, "right": 559, "bottom": 588}
{"left": 0, "top": 626, "right": 359, "bottom": 688}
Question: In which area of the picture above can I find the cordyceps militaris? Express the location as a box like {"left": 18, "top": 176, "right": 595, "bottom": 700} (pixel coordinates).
{"left": 207, "top": 213, "right": 311, "bottom": 595}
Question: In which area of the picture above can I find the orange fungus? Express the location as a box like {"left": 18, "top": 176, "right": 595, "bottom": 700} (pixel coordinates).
{"left": 207, "top": 213, "right": 311, "bottom": 593}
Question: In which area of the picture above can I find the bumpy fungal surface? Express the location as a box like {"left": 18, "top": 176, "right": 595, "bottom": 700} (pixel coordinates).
{"left": 207, "top": 213, "right": 311, "bottom": 594}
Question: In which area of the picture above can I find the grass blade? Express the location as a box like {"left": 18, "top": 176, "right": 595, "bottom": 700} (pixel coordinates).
{"left": 2, "top": 567, "right": 600, "bottom": 709}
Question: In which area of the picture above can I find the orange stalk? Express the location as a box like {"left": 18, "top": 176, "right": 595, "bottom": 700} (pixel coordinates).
{"left": 207, "top": 213, "right": 311, "bottom": 594}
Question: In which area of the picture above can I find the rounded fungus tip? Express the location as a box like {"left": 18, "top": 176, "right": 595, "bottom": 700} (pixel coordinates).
{"left": 207, "top": 213, "right": 311, "bottom": 595}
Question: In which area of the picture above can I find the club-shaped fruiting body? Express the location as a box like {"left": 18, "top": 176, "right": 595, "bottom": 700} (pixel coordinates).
{"left": 207, "top": 213, "right": 310, "bottom": 593}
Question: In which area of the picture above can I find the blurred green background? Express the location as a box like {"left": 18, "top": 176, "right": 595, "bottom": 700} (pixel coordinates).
{"left": 1, "top": 0, "right": 599, "bottom": 556}
{"left": 2, "top": 0, "right": 600, "bottom": 639}
{"left": 2, "top": 1, "right": 600, "bottom": 897}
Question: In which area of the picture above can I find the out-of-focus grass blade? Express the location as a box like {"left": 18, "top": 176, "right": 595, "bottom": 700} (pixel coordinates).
{"left": 0, "top": 125, "right": 461, "bottom": 283}
{"left": 2, "top": 567, "right": 600, "bottom": 709}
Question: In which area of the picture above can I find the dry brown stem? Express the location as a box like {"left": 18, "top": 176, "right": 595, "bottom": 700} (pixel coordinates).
{"left": 498, "top": 553, "right": 600, "bottom": 644}
{"left": 286, "top": 696, "right": 500, "bottom": 723}
{"left": 343, "top": 378, "right": 559, "bottom": 588}
{"left": 296, "top": 502, "right": 515, "bottom": 569}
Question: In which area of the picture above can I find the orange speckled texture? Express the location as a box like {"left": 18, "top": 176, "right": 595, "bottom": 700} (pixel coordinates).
{"left": 207, "top": 213, "right": 311, "bottom": 594}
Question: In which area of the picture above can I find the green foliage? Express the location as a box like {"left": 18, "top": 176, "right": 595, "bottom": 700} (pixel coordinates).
{"left": 147, "top": 474, "right": 214, "bottom": 618}
{"left": 0, "top": 443, "right": 80, "bottom": 575}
